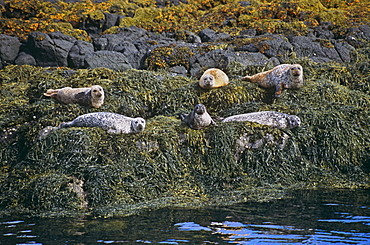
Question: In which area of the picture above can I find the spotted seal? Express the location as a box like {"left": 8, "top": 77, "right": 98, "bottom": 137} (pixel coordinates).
{"left": 44, "top": 85, "right": 105, "bottom": 108}
{"left": 179, "top": 104, "right": 217, "bottom": 129}
{"left": 199, "top": 68, "right": 229, "bottom": 89}
{"left": 222, "top": 111, "right": 301, "bottom": 129}
{"left": 56, "top": 112, "right": 146, "bottom": 134}
{"left": 241, "top": 64, "right": 303, "bottom": 98}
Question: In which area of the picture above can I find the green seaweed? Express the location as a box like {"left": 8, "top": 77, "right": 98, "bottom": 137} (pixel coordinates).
{"left": 0, "top": 57, "right": 369, "bottom": 217}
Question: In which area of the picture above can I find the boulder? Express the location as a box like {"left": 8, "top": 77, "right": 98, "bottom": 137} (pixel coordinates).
{"left": 68, "top": 40, "right": 94, "bottom": 68}
{"left": 198, "top": 28, "right": 231, "bottom": 42}
{"left": 27, "top": 32, "right": 76, "bottom": 67}
{"left": 83, "top": 50, "right": 133, "bottom": 71}
{"left": 290, "top": 36, "right": 342, "bottom": 63}
{"left": 0, "top": 34, "right": 21, "bottom": 66}
{"left": 14, "top": 52, "right": 36, "bottom": 66}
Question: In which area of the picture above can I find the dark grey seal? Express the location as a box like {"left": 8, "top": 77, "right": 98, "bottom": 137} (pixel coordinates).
{"left": 179, "top": 104, "right": 217, "bottom": 130}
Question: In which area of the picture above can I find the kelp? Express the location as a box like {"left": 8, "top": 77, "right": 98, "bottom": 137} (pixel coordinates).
{"left": 0, "top": 58, "right": 369, "bottom": 217}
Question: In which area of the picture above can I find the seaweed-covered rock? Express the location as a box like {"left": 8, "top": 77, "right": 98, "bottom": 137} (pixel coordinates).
{"left": 0, "top": 61, "right": 369, "bottom": 217}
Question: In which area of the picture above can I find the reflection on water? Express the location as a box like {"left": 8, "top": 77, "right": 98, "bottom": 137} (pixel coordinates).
{"left": 1, "top": 189, "right": 369, "bottom": 244}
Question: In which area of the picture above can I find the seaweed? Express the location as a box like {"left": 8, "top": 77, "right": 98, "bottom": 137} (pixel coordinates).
{"left": 0, "top": 58, "right": 369, "bottom": 217}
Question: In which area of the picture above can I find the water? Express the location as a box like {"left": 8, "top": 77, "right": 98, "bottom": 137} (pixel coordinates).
{"left": 1, "top": 189, "right": 369, "bottom": 244}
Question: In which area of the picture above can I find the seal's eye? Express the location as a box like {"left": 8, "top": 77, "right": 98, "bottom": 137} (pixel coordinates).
{"left": 93, "top": 90, "right": 97, "bottom": 92}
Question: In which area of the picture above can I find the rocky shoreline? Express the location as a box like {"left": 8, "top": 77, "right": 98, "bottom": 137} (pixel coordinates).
{"left": 1, "top": 23, "right": 369, "bottom": 77}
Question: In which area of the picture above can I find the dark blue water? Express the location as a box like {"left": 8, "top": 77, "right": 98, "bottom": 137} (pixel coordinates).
{"left": 1, "top": 189, "right": 369, "bottom": 244}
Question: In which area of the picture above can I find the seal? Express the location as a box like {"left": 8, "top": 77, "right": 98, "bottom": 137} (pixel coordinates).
{"left": 44, "top": 85, "right": 105, "bottom": 108}
{"left": 56, "top": 112, "right": 146, "bottom": 134}
{"left": 241, "top": 64, "right": 303, "bottom": 98}
{"left": 222, "top": 111, "right": 301, "bottom": 129}
{"left": 179, "top": 104, "right": 217, "bottom": 129}
{"left": 199, "top": 68, "right": 229, "bottom": 89}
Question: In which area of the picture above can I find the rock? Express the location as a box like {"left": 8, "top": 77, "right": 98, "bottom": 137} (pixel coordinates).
{"left": 185, "top": 31, "right": 202, "bottom": 43}
{"left": 345, "top": 25, "right": 370, "bottom": 48}
{"left": 94, "top": 26, "right": 151, "bottom": 69}
{"left": 289, "top": 36, "right": 342, "bottom": 63}
{"left": 83, "top": 50, "right": 133, "bottom": 71}
{"left": 68, "top": 40, "right": 94, "bottom": 68}
{"left": 223, "top": 52, "right": 270, "bottom": 67}
{"left": 155, "top": 0, "right": 188, "bottom": 8}
{"left": 168, "top": 65, "right": 187, "bottom": 75}
{"left": 198, "top": 28, "right": 231, "bottom": 42}
{"left": 333, "top": 40, "right": 357, "bottom": 63}
{"left": 256, "top": 34, "right": 293, "bottom": 62}
{"left": 112, "top": 41, "right": 144, "bottom": 69}
{"left": 240, "top": 29, "right": 257, "bottom": 37}
{"left": 103, "top": 13, "right": 123, "bottom": 31}
{"left": 0, "top": 34, "right": 21, "bottom": 66}
{"left": 195, "top": 49, "right": 229, "bottom": 70}
{"left": 28, "top": 32, "right": 76, "bottom": 67}
{"left": 80, "top": 11, "right": 106, "bottom": 38}
{"left": 14, "top": 52, "right": 36, "bottom": 66}
{"left": 313, "top": 22, "right": 335, "bottom": 39}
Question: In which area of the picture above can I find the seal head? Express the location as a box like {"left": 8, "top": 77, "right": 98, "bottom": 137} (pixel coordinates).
{"left": 199, "top": 68, "right": 229, "bottom": 89}
{"left": 286, "top": 115, "right": 301, "bottom": 129}
{"left": 131, "top": 117, "right": 146, "bottom": 133}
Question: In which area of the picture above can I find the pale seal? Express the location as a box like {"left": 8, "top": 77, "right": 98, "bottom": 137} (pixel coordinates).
{"left": 199, "top": 68, "right": 229, "bottom": 89}
{"left": 222, "top": 111, "right": 301, "bottom": 129}
{"left": 179, "top": 104, "right": 217, "bottom": 129}
{"left": 57, "top": 112, "right": 146, "bottom": 134}
{"left": 44, "top": 85, "right": 105, "bottom": 108}
{"left": 241, "top": 64, "right": 303, "bottom": 98}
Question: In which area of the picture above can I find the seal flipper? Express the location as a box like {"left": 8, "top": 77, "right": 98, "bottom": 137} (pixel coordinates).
{"left": 274, "top": 83, "right": 284, "bottom": 98}
{"left": 241, "top": 75, "right": 252, "bottom": 82}
{"left": 178, "top": 113, "right": 188, "bottom": 122}
{"left": 43, "top": 89, "right": 59, "bottom": 98}
{"left": 211, "top": 118, "right": 218, "bottom": 126}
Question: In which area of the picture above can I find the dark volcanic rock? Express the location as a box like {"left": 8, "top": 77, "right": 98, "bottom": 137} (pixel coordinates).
{"left": 103, "top": 13, "right": 123, "bottom": 31}
{"left": 28, "top": 32, "right": 76, "bottom": 67}
{"left": 68, "top": 40, "right": 94, "bottom": 68}
{"left": 290, "top": 36, "right": 343, "bottom": 63}
{"left": 198, "top": 28, "right": 231, "bottom": 42}
{"left": 0, "top": 34, "right": 21, "bottom": 67}
{"left": 345, "top": 25, "right": 370, "bottom": 48}
{"left": 83, "top": 50, "right": 132, "bottom": 71}
{"left": 94, "top": 26, "right": 151, "bottom": 69}
{"left": 333, "top": 39, "right": 357, "bottom": 63}
{"left": 155, "top": 0, "right": 188, "bottom": 8}
{"left": 14, "top": 52, "right": 36, "bottom": 66}
{"left": 254, "top": 34, "right": 293, "bottom": 62}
